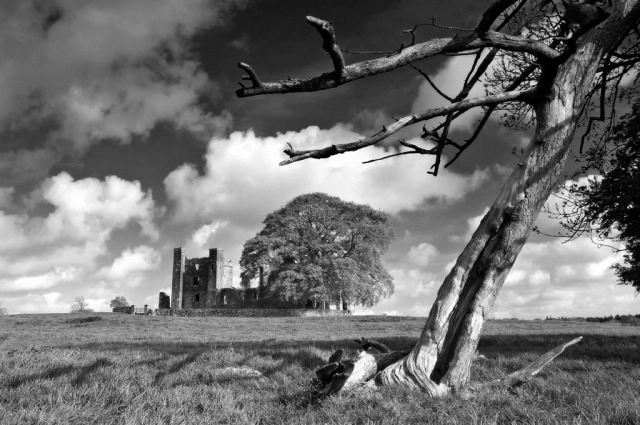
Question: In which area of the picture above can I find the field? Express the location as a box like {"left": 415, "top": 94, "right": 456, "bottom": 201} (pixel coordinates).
{"left": 1, "top": 314, "right": 640, "bottom": 424}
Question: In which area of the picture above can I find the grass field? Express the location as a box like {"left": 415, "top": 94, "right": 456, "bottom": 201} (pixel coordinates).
{"left": 1, "top": 313, "right": 640, "bottom": 424}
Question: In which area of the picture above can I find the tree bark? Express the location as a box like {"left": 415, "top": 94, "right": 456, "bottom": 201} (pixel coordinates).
{"left": 236, "top": 0, "right": 640, "bottom": 396}
{"left": 374, "top": 2, "right": 640, "bottom": 394}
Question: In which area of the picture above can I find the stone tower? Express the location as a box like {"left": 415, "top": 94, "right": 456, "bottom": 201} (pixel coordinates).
{"left": 170, "top": 247, "right": 233, "bottom": 309}
{"left": 171, "top": 247, "right": 186, "bottom": 309}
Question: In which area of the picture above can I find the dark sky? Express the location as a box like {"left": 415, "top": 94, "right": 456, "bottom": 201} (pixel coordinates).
{"left": 0, "top": 0, "right": 636, "bottom": 317}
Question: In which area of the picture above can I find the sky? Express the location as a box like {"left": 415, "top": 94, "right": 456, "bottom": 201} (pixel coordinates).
{"left": 1, "top": 0, "right": 638, "bottom": 318}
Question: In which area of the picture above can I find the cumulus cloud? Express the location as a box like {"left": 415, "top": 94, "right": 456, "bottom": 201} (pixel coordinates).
{"left": 375, "top": 234, "right": 635, "bottom": 319}
{"left": 97, "top": 245, "right": 161, "bottom": 282}
{"left": 492, "top": 237, "right": 633, "bottom": 319}
{"left": 0, "top": 292, "right": 69, "bottom": 315}
{"left": 0, "top": 0, "right": 246, "bottom": 182}
{"left": 165, "top": 125, "right": 490, "bottom": 221}
{"left": 0, "top": 267, "right": 79, "bottom": 294}
{"left": 0, "top": 172, "right": 157, "bottom": 295}
{"left": 407, "top": 243, "right": 439, "bottom": 268}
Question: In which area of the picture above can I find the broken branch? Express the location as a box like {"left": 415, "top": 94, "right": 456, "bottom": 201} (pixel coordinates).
{"left": 280, "top": 88, "right": 535, "bottom": 166}
{"left": 501, "top": 336, "right": 583, "bottom": 387}
{"left": 306, "top": 16, "right": 346, "bottom": 81}
{"left": 236, "top": 23, "right": 560, "bottom": 98}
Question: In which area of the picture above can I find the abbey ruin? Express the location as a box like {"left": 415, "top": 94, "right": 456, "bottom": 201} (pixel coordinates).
{"left": 148, "top": 246, "right": 360, "bottom": 317}
{"left": 168, "top": 247, "right": 259, "bottom": 310}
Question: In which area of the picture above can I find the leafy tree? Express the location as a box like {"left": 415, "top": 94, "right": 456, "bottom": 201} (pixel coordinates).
{"left": 241, "top": 193, "right": 394, "bottom": 308}
{"left": 547, "top": 101, "right": 640, "bottom": 290}
{"left": 236, "top": 0, "right": 640, "bottom": 396}
{"left": 70, "top": 296, "right": 93, "bottom": 313}
{"left": 110, "top": 296, "right": 130, "bottom": 309}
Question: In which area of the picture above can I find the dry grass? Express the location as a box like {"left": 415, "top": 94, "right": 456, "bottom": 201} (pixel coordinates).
{"left": 1, "top": 313, "right": 640, "bottom": 424}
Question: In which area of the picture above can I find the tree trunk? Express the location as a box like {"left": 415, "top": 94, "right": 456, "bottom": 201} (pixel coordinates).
{"left": 234, "top": 0, "right": 640, "bottom": 397}
{"left": 372, "top": 4, "right": 640, "bottom": 395}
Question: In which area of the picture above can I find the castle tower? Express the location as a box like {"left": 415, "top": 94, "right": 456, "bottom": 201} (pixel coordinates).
{"left": 171, "top": 247, "right": 186, "bottom": 309}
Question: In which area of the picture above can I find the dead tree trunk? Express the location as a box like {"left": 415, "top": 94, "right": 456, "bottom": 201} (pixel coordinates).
{"left": 374, "top": 5, "right": 639, "bottom": 394}
{"left": 236, "top": 0, "right": 640, "bottom": 395}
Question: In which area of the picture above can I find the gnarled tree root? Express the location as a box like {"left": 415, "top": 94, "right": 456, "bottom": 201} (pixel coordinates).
{"left": 311, "top": 336, "right": 583, "bottom": 398}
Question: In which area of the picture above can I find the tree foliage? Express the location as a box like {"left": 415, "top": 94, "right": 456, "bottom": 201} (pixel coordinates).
{"left": 110, "top": 296, "right": 130, "bottom": 309}
{"left": 240, "top": 193, "right": 394, "bottom": 307}
{"left": 70, "top": 296, "right": 93, "bottom": 313}
{"left": 548, "top": 101, "right": 640, "bottom": 290}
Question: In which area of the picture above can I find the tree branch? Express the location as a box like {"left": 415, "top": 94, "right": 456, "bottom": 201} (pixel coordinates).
{"left": 476, "top": 0, "right": 520, "bottom": 32}
{"left": 236, "top": 25, "right": 560, "bottom": 98}
{"left": 409, "top": 63, "right": 453, "bottom": 101}
{"left": 306, "top": 16, "right": 346, "bottom": 82}
{"left": 280, "top": 88, "right": 535, "bottom": 166}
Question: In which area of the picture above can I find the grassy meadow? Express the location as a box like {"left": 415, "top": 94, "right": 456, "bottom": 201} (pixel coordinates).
{"left": 1, "top": 313, "right": 640, "bottom": 424}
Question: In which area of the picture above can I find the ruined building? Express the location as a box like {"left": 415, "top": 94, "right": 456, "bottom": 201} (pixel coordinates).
{"left": 167, "top": 247, "right": 259, "bottom": 309}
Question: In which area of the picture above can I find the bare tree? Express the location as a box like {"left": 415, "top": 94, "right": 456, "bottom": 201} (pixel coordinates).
{"left": 0, "top": 300, "right": 7, "bottom": 316}
{"left": 70, "top": 296, "right": 93, "bottom": 313}
{"left": 236, "top": 0, "right": 640, "bottom": 396}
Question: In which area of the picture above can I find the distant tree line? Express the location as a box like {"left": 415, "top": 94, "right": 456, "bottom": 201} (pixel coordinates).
{"left": 544, "top": 314, "right": 640, "bottom": 323}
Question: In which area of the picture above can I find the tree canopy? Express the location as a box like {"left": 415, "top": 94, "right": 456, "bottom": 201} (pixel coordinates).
{"left": 110, "top": 296, "right": 130, "bottom": 309}
{"left": 240, "top": 193, "right": 394, "bottom": 308}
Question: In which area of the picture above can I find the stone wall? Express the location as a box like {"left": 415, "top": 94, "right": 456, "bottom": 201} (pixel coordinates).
{"left": 154, "top": 308, "right": 351, "bottom": 317}
{"left": 112, "top": 305, "right": 153, "bottom": 315}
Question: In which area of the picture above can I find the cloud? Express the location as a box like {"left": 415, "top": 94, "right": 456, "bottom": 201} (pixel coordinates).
{"left": 97, "top": 245, "right": 161, "bottom": 281}
{"left": 0, "top": 188, "right": 13, "bottom": 209}
{"left": 163, "top": 124, "right": 491, "bottom": 270}
{"left": 0, "top": 0, "right": 246, "bottom": 182}
{"left": 165, "top": 124, "right": 490, "bottom": 221}
{"left": 0, "top": 291, "right": 69, "bottom": 315}
{"left": 411, "top": 55, "right": 487, "bottom": 133}
{"left": 228, "top": 33, "right": 251, "bottom": 52}
{"left": 0, "top": 148, "right": 61, "bottom": 186}
{"left": 451, "top": 207, "right": 490, "bottom": 243}
{"left": 492, "top": 237, "right": 634, "bottom": 319}
{"left": 407, "top": 243, "right": 439, "bottom": 268}
{"left": 0, "top": 267, "right": 79, "bottom": 293}
{"left": 41, "top": 172, "right": 158, "bottom": 241}
{"left": 0, "top": 172, "right": 157, "bottom": 295}
{"left": 188, "top": 221, "right": 229, "bottom": 252}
